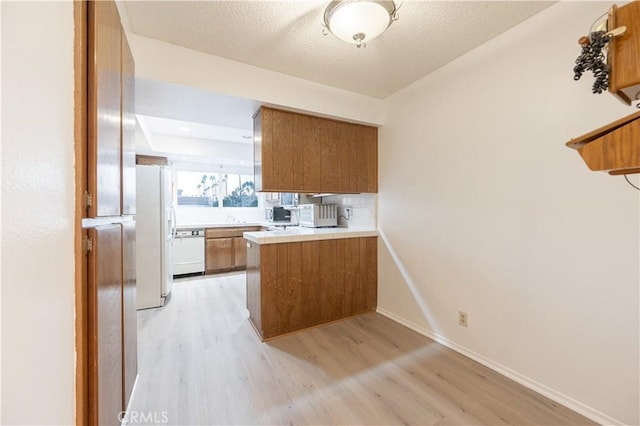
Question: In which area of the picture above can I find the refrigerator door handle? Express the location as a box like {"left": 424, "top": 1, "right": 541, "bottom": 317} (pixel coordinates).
{"left": 170, "top": 206, "right": 177, "bottom": 241}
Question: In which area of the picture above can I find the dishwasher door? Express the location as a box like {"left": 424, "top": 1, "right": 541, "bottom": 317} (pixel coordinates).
{"left": 172, "top": 229, "right": 205, "bottom": 275}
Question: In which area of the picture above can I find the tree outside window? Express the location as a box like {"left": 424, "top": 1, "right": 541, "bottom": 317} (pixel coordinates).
{"left": 176, "top": 171, "right": 257, "bottom": 208}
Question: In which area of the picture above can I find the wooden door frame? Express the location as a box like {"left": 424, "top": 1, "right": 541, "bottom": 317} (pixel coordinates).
{"left": 74, "top": 1, "right": 89, "bottom": 424}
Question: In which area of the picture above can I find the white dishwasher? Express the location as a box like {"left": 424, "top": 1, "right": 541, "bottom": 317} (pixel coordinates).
{"left": 172, "top": 229, "right": 205, "bottom": 276}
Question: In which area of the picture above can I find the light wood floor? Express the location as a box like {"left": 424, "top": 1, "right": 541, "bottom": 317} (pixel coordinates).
{"left": 130, "top": 273, "right": 595, "bottom": 425}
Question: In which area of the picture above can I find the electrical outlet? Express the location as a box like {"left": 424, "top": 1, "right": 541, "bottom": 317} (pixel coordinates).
{"left": 344, "top": 206, "right": 353, "bottom": 219}
{"left": 458, "top": 311, "right": 468, "bottom": 327}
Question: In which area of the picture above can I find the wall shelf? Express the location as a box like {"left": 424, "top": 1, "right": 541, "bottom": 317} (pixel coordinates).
{"left": 566, "top": 110, "right": 640, "bottom": 175}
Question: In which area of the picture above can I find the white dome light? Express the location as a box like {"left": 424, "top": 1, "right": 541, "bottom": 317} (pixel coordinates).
{"left": 323, "top": 1, "right": 399, "bottom": 48}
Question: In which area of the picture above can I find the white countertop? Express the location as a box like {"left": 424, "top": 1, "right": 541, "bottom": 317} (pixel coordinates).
{"left": 175, "top": 223, "right": 265, "bottom": 230}
{"left": 243, "top": 227, "right": 378, "bottom": 245}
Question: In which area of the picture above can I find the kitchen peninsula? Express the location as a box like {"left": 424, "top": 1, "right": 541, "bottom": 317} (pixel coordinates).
{"left": 247, "top": 106, "right": 379, "bottom": 340}
{"left": 244, "top": 228, "right": 378, "bottom": 339}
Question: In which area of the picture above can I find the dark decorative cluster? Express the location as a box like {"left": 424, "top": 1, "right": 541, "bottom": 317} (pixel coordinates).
{"left": 573, "top": 31, "right": 613, "bottom": 94}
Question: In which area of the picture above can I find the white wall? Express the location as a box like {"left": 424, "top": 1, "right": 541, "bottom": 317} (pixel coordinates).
{"left": 378, "top": 2, "right": 638, "bottom": 424}
{"left": 1, "top": 1, "right": 3, "bottom": 418}
{"left": 124, "top": 33, "right": 386, "bottom": 127}
{"left": 1, "top": 2, "right": 76, "bottom": 425}
{"left": 174, "top": 206, "right": 265, "bottom": 227}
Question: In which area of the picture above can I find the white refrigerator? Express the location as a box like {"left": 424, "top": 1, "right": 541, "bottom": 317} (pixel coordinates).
{"left": 136, "top": 164, "right": 175, "bottom": 309}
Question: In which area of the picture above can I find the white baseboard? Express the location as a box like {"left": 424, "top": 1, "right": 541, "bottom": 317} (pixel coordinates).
{"left": 376, "top": 307, "right": 624, "bottom": 426}
{"left": 121, "top": 373, "right": 140, "bottom": 426}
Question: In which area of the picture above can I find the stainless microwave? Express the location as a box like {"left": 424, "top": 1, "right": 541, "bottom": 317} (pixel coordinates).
{"left": 297, "top": 204, "right": 338, "bottom": 228}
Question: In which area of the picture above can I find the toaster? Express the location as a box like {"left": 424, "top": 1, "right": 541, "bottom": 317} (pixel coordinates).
{"left": 297, "top": 204, "right": 338, "bottom": 228}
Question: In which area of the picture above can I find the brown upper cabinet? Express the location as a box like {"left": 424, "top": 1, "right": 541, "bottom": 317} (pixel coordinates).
{"left": 121, "top": 35, "right": 136, "bottom": 215}
{"left": 253, "top": 107, "right": 378, "bottom": 194}
{"left": 88, "top": 0, "right": 121, "bottom": 217}
{"left": 88, "top": 0, "right": 136, "bottom": 217}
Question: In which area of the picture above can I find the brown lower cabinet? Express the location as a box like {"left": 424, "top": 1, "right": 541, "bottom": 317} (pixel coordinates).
{"left": 121, "top": 221, "right": 137, "bottom": 409}
{"left": 205, "top": 226, "right": 262, "bottom": 273}
{"left": 87, "top": 225, "right": 122, "bottom": 426}
{"left": 206, "top": 238, "right": 234, "bottom": 271}
{"left": 87, "top": 224, "right": 136, "bottom": 426}
{"left": 233, "top": 236, "right": 247, "bottom": 267}
{"left": 246, "top": 237, "right": 377, "bottom": 340}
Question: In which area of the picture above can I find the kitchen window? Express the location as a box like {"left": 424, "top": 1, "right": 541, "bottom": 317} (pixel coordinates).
{"left": 176, "top": 171, "right": 257, "bottom": 208}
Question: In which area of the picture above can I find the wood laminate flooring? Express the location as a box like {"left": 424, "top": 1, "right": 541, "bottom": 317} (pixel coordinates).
{"left": 130, "top": 273, "right": 595, "bottom": 425}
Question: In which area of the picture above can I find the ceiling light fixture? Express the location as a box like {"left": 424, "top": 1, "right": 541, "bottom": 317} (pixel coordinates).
{"left": 322, "top": 0, "right": 399, "bottom": 48}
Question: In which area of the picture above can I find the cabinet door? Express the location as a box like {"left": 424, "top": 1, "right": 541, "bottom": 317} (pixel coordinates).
{"left": 320, "top": 119, "right": 339, "bottom": 192}
{"left": 87, "top": 224, "right": 123, "bottom": 426}
{"left": 253, "top": 109, "right": 263, "bottom": 192}
{"left": 337, "top": 122, "right": 359, "bottom": 193}
{"left": 269, "top": 109, "right": 295, "bottom": 191}
{"left": 121, "top": 34, "right": 136, "bottom": 215}
{"left": 352, "top": 125, "right": 378, "bottom": 193}
{"left": 88, "top": 0, "right": 122, "bottom": 217}
{"left": 121, "top": 221, "right": 137, "bottom": 410}
{"left": 233, "top": 237, "right": 247, "bottom": 268}
{"left": 291, "top": 113, "right": 306, "bottom": 191}
{"left": 348, "top": 237, "right": 378, "bottom": 314}
{"left": 336, "top": 123, "right": 378, "bottom": 193}
{"left": 353, "top": 125, "right": 369, "bottom": 192}
{"left": 206, "top": 238, "right": 233, "bottom": 272}
{"left": 299, "top": 115, "right": 322, "bottom": 193}
{"left": 259, "top": 108, "right": 289, "bottom": 192}
{"left": 365, "top": 126, "right": 378, "bottom": 193}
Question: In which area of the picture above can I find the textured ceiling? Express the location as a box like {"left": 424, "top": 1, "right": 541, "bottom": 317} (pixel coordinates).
{"left": 122, "top": 1, "right": 554, "bottom": 99}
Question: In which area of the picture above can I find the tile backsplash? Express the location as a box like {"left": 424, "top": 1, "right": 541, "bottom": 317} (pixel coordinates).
{"left": 322, "top": 193, "right": 377, "bottom": 229}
